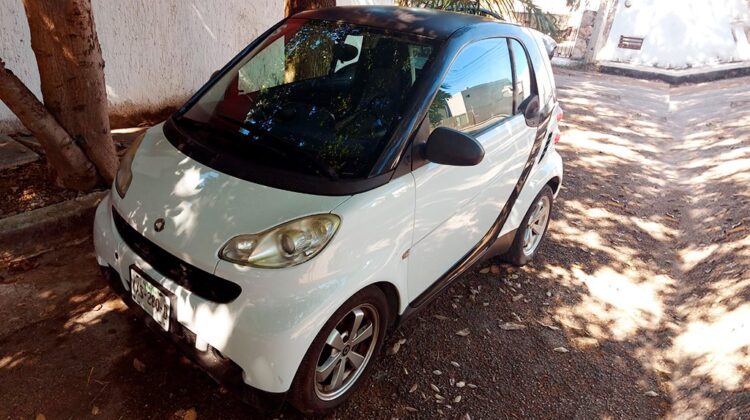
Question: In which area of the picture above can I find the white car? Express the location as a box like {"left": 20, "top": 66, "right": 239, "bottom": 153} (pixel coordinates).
{"left": 93, "top": 6, "right": 563, "bottom": 415}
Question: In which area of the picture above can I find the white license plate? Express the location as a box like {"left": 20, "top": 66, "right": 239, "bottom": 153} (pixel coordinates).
{"left": 130, "top": 268, "right": 171, "bottom": 331}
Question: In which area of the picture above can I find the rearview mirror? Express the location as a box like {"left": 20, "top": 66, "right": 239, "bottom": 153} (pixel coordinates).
{"left": 334, "top": 44, "right": 359, "bottom": 62}
{"left": 424, "top": 127, "right": 484, "bottom": 166}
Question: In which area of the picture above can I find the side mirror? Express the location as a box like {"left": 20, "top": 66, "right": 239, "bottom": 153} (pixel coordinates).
{"left": 520, "top": 95, "right": 541, "bottom": 127}
{"left": 424, "top": 127, "right": 485, "bottom": 166}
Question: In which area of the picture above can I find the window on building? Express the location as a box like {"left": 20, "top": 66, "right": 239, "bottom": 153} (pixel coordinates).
{"left": 427, "top": 38, "right": 514, "bottom": 134}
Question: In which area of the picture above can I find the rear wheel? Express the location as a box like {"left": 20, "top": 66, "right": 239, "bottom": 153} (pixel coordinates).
{"left": 504, "top": 185, "right": 554, "bottom": 266}
{"left": 289, "top": 287, "right": 389, "bottom": 415}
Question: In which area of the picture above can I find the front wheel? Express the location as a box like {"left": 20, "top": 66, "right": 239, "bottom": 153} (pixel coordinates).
{"left": 503, "top": 185, "right": 554, "bottom": 266}
{"left": 289, "top": 287, "right": 389, "bottom": 415}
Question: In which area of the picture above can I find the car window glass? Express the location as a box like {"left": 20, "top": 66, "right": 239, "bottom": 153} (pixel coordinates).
{"left": 532, "top": 35, "right": 555, "bottom": 109}
{"left": 510, "top": 39, "right": 533, "bottom": 113}
{"left": 182, "top": 19, "right": 435, "bottom": 179}
{"left": 427, "top": 38, "right": 513, "bottom": 134}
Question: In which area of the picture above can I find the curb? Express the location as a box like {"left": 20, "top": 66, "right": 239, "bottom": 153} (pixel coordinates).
{"left": 598, "top": 62, "right": 750, "bottom": 85}
{"left": 0, "top": 190, "right": 107, "bottom": 262}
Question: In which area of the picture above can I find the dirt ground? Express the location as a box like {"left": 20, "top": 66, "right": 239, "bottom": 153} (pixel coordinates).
{"left": 1, "top": 70, "right": 748, "bottom": 419}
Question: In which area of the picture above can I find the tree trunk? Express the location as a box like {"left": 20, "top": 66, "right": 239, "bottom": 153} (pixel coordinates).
{"left": 22, "top": 0, "right": 118, "bottom": 184}
{"left": 0, "top": 59, "right": 98, "bottom": 190}
{"left": 285, "top": 0, "right": 335, "bottom": 17}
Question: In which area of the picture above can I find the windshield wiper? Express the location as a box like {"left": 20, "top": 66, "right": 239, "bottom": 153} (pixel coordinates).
{"left": 215, "top": 113, "right": 339, "bottom": 180}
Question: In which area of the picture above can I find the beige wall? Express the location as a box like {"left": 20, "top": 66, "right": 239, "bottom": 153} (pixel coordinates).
{"left": 0, "top": 0, "right": 287, "bottom": 131}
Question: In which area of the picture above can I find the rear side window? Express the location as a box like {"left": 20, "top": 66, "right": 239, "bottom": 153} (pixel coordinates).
{"left": 509, "top": 39, "right": 533, "bottom": 113}
{"left": 427, "top": 38, "right": 513, "bottom": 134}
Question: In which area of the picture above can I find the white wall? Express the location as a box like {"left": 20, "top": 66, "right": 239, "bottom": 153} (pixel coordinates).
{"left": 596, "top": 0, "right": 750, "bottom": 69}
{"left": 0, "top": 0, "right": 286, "bottom": 131}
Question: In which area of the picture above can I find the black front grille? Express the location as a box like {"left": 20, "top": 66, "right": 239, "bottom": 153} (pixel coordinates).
{"left": 112, "top": 208, "right": 242, "bottom": 303}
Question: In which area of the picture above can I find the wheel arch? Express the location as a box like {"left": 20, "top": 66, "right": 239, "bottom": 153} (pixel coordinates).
{"left": 371, "top": 281, "right": 401, "bottom": 328}
{"left": 546, "top": 176, "right": 561, "bottom": 195}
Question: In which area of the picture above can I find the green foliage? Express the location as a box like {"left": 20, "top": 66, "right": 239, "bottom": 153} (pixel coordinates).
{"left": 397, "top": 0, "right": 560, "bottom": 38}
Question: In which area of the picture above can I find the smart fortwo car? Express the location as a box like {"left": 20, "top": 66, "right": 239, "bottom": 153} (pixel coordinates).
{"left": 93, "top": 6, "right": 563, "bottom": 414}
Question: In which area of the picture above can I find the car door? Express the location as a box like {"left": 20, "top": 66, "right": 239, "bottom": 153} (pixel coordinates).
{"left": 407, "top": 37, "right": 537, "bottom": 302}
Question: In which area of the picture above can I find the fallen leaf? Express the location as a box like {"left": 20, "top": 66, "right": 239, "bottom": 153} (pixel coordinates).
{"left": 467, "top": 383, "right": 477, "bottom": 389}
{"left": 435, "top": 394, "right": 444, "bottom": 400}
{"left": 398, "top": 338, "right": 407, "bottom": 345}
{"left": 433, "top": 370, "right": 442, "bottom": 375}
{"left": 456, "top": 328, "right": 470, "bottom": 337}
{"left": 430, "top": 383, "right": 440, "bottom": 393}
{"left": 512, "top": 294, "right": 524, "bottom": 302}
{"left": 645, "top": 390, "right": 659, "bottom": 397}
{"left": 451, "top": 361, "right": 460, "bottom": 367}
{"left": 456, "top": 381, "right": 466, "bottom": 388}
{"left": 133, "top": 358, "right": 146, "bottom": 373}
{"left": 462, "top": 413, "right": 472, "bottom": 420}
{"left": 387, "top": 342, "right": 402, "bottom": 356}
{"left": 409, "top": 383, "right": 418, "bottom": 393}
{"left": 500, "top": 322, "right": 526, "bottom": 331}
{"left": 91, "top": 406, "right": 100, "bottom": 416}
{"left": 535, "top": 320, "right": 560, "bottom": 331}
{"left": 434, "top": 314, "right": 449, "bottom": 321}
{"left": 405, "top": 406, "right": 418, "bottom": 412}
{"left": 453, "top": 395, "right": 462, "bottom": 403}
{"left": 553, "top": 347, "right": 569, "bottom": 353}
{"left": 479, "top": 267, "right": 490, "bottom": 274}
{"left": 573, "top": 337, "right": 599, "bottom": 349}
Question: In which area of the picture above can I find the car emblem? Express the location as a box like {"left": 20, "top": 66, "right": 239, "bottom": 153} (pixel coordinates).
{"left": 154, "top": 218, "right": 165, "bottom": 232}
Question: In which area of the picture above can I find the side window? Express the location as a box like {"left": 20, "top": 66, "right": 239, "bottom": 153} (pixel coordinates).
{"left": 509, "top": 39, "right": 533, "bottom": 113}
{"left": 427, "top": 38, "right": 513, "bottom": 134}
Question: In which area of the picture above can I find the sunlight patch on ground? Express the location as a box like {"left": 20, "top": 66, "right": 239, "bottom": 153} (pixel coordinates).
{"left": 671, "top": 303, "right": 750, "bottom": 390}
{"left": 63, "top": 297, "right": 126, "bottom": 333}
{"left": 563, "top": 267, "right": 669, "bottom": 341}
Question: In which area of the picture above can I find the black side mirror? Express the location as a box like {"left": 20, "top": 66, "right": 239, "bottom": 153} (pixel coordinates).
{"left": 423, "top": 127, "right": 485, "bottom": 166}
{"left": 520, "top": 95, "right": 541, "bottom": 127}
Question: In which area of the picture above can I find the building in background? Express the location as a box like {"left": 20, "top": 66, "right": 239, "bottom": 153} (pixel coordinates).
{"left": 549, "top": 0, "right": 750, "bottom": 79}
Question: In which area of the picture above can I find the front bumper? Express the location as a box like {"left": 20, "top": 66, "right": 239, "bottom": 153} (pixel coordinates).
{"left": 93, "top": 193, "right": 317, "bottom": 403}
{"left": 98, "top": 265, "right": 285, "bottom": 410}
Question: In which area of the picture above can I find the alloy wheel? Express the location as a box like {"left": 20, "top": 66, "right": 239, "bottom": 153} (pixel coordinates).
{"left": 522, "top": 194, "right": 551, "bottom": 256}
{"left": 314, "top": 304, "right": 380, "bottom": 401}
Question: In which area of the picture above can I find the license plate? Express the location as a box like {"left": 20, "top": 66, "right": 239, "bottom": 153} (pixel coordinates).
{"left": 130, "top": 268, "right": 171, "bottom": 331}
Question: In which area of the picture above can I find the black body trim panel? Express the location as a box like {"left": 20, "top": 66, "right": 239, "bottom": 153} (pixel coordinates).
{"left": 112, "top": 208, "right": 242, "bottom": 303}
{"left": 99, "top": 266, "right": 285, "bottom": 411}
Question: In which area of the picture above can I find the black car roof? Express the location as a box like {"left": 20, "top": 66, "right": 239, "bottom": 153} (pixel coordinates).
{"left": 293, "top": 6, "right": 516, "bottom": 40}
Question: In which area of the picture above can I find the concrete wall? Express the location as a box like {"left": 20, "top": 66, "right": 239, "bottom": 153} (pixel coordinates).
{"left": 596, "top": 0, "right": 750, "bottom": 69}
{"left": 0, "top": 0, "right": 394, "bottom": 131}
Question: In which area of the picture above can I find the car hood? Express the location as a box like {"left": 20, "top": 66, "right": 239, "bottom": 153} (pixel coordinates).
{"left": 113, "top": 123, "right": 352, "bottom": 273}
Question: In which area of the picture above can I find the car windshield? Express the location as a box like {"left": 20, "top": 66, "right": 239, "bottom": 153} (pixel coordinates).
{"left": 179, "top": 19, "right": 435, "bottom": 179}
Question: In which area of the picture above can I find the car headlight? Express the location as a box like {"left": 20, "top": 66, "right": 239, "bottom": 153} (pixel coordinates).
{"left": 220, "top": 214, "right": 341, "bottom": 268}
{"left": 114, "top": 133, "right": 145, "bottom": 198}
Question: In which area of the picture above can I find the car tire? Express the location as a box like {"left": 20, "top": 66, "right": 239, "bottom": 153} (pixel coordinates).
{"left": 504, "top": 185, "right": 554, "bottom": 266}
{"left": 288, "top": 286, "right": 389, "bottom": 416}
